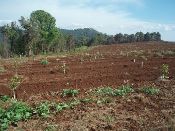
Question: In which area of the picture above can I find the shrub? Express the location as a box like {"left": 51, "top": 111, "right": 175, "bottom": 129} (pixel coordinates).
{"left": 61, "top": 89, "right": 79, "bottom": 97}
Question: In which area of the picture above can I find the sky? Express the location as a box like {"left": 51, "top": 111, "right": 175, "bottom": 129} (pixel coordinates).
{"left": 0, "top": 0, "right": 175, "bottom": 41}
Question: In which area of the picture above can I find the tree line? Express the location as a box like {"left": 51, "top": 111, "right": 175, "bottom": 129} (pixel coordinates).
{"left": 0, "top": 10, "right": 161, "bottom": 58}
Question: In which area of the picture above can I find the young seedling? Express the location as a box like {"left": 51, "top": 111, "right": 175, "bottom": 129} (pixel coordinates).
{"left": 161, "top": 64, "right": 169, "bottom": 79}
{"left": 61, "top": 89, "right": 79, "bottom": 97}
{"left": 40, "top": 57, "right": 49, "bottom": 66}
{"left": 9, "top": 75, "right": 23, "bottom": 99}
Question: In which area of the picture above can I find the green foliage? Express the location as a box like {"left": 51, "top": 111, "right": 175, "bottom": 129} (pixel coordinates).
{"left": 9, "top": 75, "right": 23, "bottom": 90}
{"left": 96, "top": 87, "right": 114, "bottom": 96}
{"left": 0, "top": 101, "right": 32, "bottom": 130}
{"left": 113, "top": 85, "right": 134, "bottom": 96}
{"left": 68, "top": 99, "right": 81, "bottom": 108}
{"left": 141, "top": 87, "right": 160, "bottom": 95}
{"left": 9, "top": 75, "right": 23, "bottom": 99}
{"left": 54, "top": 103, "right": 69, "bottom": 112}
{"left": 41, "top": 59, "right": 49, "bottom": 65}
{"left": 161, "top": 64, "right": 169, "bottom": 79}
{"left": 0, "top": 95, "right": 10, "bottom": 102}
{"left": 61, "top": 89, "right": 79, "bottom": 97}
{"left": 35, "top": 102, "right": 50, "bottom": 117}
{"left": 96, "top": 85, "right": 134, "bottom": 96}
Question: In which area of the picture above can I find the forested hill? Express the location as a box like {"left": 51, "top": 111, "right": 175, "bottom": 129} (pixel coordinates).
{"left": 60, "top": 28, "right": 102, "bottom": 39}
{"left": 0, "top": 10, "right": 162, "bottom": 58}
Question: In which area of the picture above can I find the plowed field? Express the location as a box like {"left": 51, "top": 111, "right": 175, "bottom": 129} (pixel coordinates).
{"left": 1, "top": 42, "right": 175, "bottom": 130}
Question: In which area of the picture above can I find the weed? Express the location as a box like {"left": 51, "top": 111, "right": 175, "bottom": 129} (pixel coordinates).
{"left": 68, "top": 99, "right": 81, "bottom": 108}
{"left": 0, "top": 101, "right": 32, "bottom": 130}
{"left": 41, "top": 59, "right": 49, "bottom": 65}
{"left": 113, "top": 85, "right": 134, "bottom": 96}
{"left": 35, "top": 102, "right": 50, "bottom": 117}
{"left": 55, "top": 103, "right": 69, "bottom": 112}
{"left": 96, "top": 85, "right": 134, "bottom": 97}
{"left": 61, "top": 89, "right": 79, "bottom": 97}
{"left": 141, "top": 87, "right": 160, "bottom": 95}
{"left": 0, "top": 95, "right": 10, "bottom": 102}
{"left": 96, "top": 87, "right": 114, "bottom": 96}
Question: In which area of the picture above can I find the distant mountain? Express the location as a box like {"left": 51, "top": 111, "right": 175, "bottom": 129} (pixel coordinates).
{"left": 60, "top": 28, "right": 103, "bottom": 39}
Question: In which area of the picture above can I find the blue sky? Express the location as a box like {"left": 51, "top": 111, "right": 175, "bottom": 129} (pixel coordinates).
{"left": 0, "top": 0, "right": 175, "bottom": 41}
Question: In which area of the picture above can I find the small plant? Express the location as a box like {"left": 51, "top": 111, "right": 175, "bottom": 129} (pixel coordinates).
{"left": 141, "top": 86, "right": 160, "bottom": 95}
{"left": 35, "top": 102, "right": 50, "bottom": 117}
{"left": 68, "top": 99, "right": 81, "bottom": 108}
{"left": 0, "top": 95, "right": 10, "bottom": 102}
{"left": 113, "top": 85, "right": 134, "bottom": 96}
{"left": 0, "top": 101, "right": 32, "bottom": 130}
{"left": 55, "top": 103, "right": 70, "bottom": 112}
{"left": 96, "top": 87, "right": 114, "bottom": 96}
{"left": 41, "top": 59, "right": 49, "bottom": 65}
{"left": 61, "top": 89, "right": 79, "bottom": 97}
{"left": 9, "top": 75, "right": 23, "bottom": 99}
{"left": 161, "top": 64, "right": 169, "bottom": 79}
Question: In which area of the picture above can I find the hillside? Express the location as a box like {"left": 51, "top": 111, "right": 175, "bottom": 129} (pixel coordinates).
{"left": 60, "top": 28, "right": 102, "bottom": 39}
